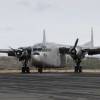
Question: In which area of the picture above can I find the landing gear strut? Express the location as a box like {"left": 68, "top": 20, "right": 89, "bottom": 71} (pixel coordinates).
{"left": 22, "top": 60, "right": 30, "bottom": 73}
{"left": 74, "top": 60, "right": 82, "bottom": 73}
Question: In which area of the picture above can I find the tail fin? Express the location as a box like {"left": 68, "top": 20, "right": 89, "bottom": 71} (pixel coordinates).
{"left": 42, "top": 29, "right": 46, "bottom": 48}
{"left": 82, "top": 27, "right": 94, "bottom": 48}
{"left": 91, "top": 27, "right": 94, "bottom": 48}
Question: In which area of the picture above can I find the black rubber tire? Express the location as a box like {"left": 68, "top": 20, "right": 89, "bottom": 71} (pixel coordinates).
{"left": 75, "top": 66, "right": 78, "bottom": 73}
{"left": 38, "top": 67, "right": 43, "bottom": 73}
{"left": 26, "top": 67, "right": 30, "bottom": 73}
{"left": 22, "top": 67, "right": 25, "bottom": 73}
{"left": 79, "top": 66, "right": 82, "bottom": 73}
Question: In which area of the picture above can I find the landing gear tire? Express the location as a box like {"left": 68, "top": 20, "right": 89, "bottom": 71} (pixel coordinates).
{"left": 75, "top": 66, "right": 78, "bottom": 73}
{"left": 38, "top": 67, "right": 43, "bottom": 73}
{"left": 22, "top": 67, "right": 25, "bottom": 73}
{"left": 74, "top": 66, "right": 82, "bottom": 73}
{"left": 22, "top": 67, "right": 30, "bottom": 73}
{"left": 79, "top": 66, "right": 82, "bottom": 73}
{"left": 26, "top": 67, "right": 30, "bottom": 73}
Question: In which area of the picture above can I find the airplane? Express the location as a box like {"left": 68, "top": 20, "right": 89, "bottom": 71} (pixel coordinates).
{"left": 0, "top": 28, "right": 100, "bottom": 73}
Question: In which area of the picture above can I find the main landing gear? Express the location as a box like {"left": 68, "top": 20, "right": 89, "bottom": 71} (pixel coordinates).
{"left": 21, "top": 60, "right": 30, "bottom": 73}
{"left": 74, "top": 60, "right": 82, "bottom": 73}
{"left": 75, "top": 66, "right": 82, "bottom": 73}
{"left": 22, "top": 67, "right": 30, "bottom": 73}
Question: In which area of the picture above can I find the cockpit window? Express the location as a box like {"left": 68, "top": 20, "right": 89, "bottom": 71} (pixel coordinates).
{"left": 43, "top": 48, "right": 51, "bottom": 52}
{"left": 33, "top": 48, "right": 42, "bottom": 51}
{"left": 33, "top": 48, "right": 51, "bottom": 52}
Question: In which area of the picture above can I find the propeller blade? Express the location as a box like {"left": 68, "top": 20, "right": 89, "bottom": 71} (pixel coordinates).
{"left": 9, "top": 46, "right": 17, "bottom": 56}
{"left": 9, "top": 46, "right": 16, "bottom": 52}
{"left": 69, "top": 38, "right": 79, "bottom": 56}
{"left": 73, "top": 38, "right": 79, "bottom": 50}
{"left": 9, "top": 46, "right": 23, "bottom": 57}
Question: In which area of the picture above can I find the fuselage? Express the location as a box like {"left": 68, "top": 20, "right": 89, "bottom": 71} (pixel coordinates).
{"left": 31, "top": 43, "right": 68, "bottom": 68}
{"left": 29, "top": 42, "right": 88, "bottom": 69}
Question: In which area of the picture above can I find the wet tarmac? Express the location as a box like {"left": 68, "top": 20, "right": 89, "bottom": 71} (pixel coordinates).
{"left": 0, "top": 72, "right": 100, "bottom": 100}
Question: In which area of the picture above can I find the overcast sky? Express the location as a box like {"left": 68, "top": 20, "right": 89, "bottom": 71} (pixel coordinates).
{"left": 0, "top": 0, "right": 100, "bottom": 48}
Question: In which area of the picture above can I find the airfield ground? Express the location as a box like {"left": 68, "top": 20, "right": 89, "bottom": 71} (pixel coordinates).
{"left": 0, "top": 69, "right": 100, "bottom": 73}
{"left": 0, "top": 57, "right": 100, "bottom": 99}
{"left": 0, "top": 72, "right": 100, "bottom": 100}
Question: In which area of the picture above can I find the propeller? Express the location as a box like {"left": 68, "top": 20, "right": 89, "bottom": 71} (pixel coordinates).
{"left": 59, "top": 38, "right": 79, "bottom": 55}
{"left": 73, "top": 38, "right": 79, "bottom": 50}
{"left": 69, "top": 38, "right": 85, "bottom": 62}
{"left": 17, "top": 47, "right": 31, "bottom": 61}
{"left": 69, "top": 38, "right": 79, "bottom": 56}
{"left": 8, "top": 47, "right": 22, "bottom": 63}
{"left": 9, "top": 47, "right": 16, "bottom": 53}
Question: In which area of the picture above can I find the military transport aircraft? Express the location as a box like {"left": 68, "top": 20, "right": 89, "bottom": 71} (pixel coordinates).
{"left": 0, "top": 28, "right": 100, "bottom": 73}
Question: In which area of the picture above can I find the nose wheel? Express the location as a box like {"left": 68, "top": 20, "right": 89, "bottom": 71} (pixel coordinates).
{"left": 38, "top": 67, "right": 43, "bottom": 73}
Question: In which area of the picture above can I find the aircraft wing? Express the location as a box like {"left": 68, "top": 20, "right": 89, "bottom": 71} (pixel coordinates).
{"left": 84, "top": 48, "right": 100, "bottom": 55}
{"left": 0, "top": 49, "right": 11, "bottom": 53}
{"left": 59, "top": 47, "right": 100, "bottom": 55}
{"left": 0, "top": 47, "right": 31, "bottom": 57}
{"left": 0, "top": 49, "right": 16, "bottom": 56}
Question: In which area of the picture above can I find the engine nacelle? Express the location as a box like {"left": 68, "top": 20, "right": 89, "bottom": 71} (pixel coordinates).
{"left": 8, "top": 51, "right": 15, "bottom": 56}
{"left": 59, "top": 47, "right": 69, "bottom": 55}
{"left": 88, "top": 49, "right": 100, "bottom": 55}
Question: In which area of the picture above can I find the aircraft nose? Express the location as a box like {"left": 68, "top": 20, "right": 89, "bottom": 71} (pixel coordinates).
{"left": 32, "top": 52, "right": 40, "bottom": 62}
{"left": 33, "top": 55, "right": 40, "bottom": 61}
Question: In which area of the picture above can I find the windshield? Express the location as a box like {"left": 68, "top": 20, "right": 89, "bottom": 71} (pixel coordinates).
{"left": 33, "top": 48, "right": 51, "bottom": 52}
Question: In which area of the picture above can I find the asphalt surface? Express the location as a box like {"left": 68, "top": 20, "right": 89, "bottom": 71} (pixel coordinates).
{"left": 0, "top": 72, "right": 100, "bottom": 100}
